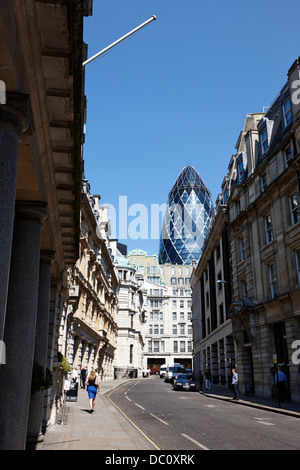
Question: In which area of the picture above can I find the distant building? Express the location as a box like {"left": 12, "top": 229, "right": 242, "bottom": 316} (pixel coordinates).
{"left": 159, "top": 166, "right": 214, "bottom": 265}
{"left": 127, "top": 251, "right": 193, "bottom": 371}
{"left": 115, "top": 253, "right": 147, "bottom": 378}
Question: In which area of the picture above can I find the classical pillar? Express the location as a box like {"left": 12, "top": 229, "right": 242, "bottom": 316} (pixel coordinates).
{"left": 0, "top": 96, "right": 30, "bottom": 344}
{"left": 26, "top": 250, "right": 56, "bottom": 450}
{"left": 0, "top": 201, "right": 47, "bottom": 450}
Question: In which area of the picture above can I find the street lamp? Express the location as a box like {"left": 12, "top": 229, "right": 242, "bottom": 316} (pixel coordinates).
{"left": 83, "top": 15, "right": 157, "bottom": 68}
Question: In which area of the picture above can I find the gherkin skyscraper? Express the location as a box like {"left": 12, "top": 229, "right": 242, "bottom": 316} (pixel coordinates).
{"left": 158, "top": 165, "right": 214, "bottom": 265}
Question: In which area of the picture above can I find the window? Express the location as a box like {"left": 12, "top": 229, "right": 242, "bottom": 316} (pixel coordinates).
{"left": 265, "top": 214, "right": 273, "bottom": 244}
{"left": 260, "top": 127, "right": 268, "bottom": 154}
{"left": 237, "top": 236, "right": 245, "bottom": 262}
{"left": 172, "top": 300, "right": 177, "bottom": 308}
{"left": 180, "top": 312, "right": 184, "bottom": 321}
{"left": 261, "top": 173, "right": 267, "bottom": 192}
{"left": 180, "top": 341, "right": 185, "bottom": 353}
{"left": 154, "top": 324, "right": 159, "bottom": 335}
{"left": 153, "top": 341, "right": 159, "bottom": 353}
{"left": 179, "top": 324, "right": 185, "bottom": 335}
{"left": 188, "top": 341, "right": 192, "bottom": 352}
{"left": 269, "top": 263, "right": 278, "bottom": 298}
{"left": 296, "top": 250, "right": 300, "bottom": 287}
{"left": 290, "top": 192, "right": 299, "bottom": 226}
{"left": 284, "top": 145, "right": 292, "bottom": 167}
{"left": 173, "top": 325, "right": 177, "bottom": 335}
{"left": 282, "top": 97, "right": 292, "bottom": 127}
{"left": 130, "top": 345, "right": 133, "bottom": 364}
{"left": 174, "top": 341, "right": 178, "bottom": 353}
{"left": 171, "top": 277, "right": 177, "bottom": 285}
{"left": 237, "top": 157, "right": 245, "bottom": 183}
{"left": 172, "top": 312, "right": 177, "bottom": 321}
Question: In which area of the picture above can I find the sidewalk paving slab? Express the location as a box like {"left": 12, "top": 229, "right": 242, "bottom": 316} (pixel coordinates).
{"left": 42, "top": 378, "right": 156, "bottom": 451}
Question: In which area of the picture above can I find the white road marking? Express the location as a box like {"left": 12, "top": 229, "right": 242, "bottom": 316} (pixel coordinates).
{"left": 126, "top": 395, "right": 132, "bottom": 402}
{"left": 254, "top": 417, "right": 275, "bottom": 426}
{"left": 181, "top": 433, "right": 209, "bottom": 450}
{"left": 135, "top": 403, "right": 145, "bottom": 410}
{"left": 150, "top": 413, "right": 169, "bottom": 426}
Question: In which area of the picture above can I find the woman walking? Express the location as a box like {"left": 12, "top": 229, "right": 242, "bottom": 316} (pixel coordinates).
{"left": 86, "top": 370, "right": 101, "bottom": 413}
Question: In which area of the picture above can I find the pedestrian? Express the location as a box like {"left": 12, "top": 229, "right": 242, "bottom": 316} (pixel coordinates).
{"left": 205, "top": 369, "right": 211, "bottom": 391}
{"left": 198, "top": 370, "right": 204, "bottom": 391}
{"left": 81, "top": 366, "right": 87, "bottom": 389}
{"left": 275, "top": 366, "right": 287, "bottom": 403}
{"left": 231, "top": 368, "right": 239, "bottom": 400}
{"left": 86, "top": 370, "right": 101, "bottom": 413}
{"left": 71, "top": 366, "right": 78, "bottom": 383}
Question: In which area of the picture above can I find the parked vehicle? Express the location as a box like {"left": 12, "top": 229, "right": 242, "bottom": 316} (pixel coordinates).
{"left": 165, "top": 363, "right": 184, "bottom": 383}
{"left": 159, "top": 364, "right": 167, "bottom": 379}
{"left": 173, "top": 373, "right": 196, "bottom": 391}
{"left": 184, "top": 368, "right": 195, "bottom": 379}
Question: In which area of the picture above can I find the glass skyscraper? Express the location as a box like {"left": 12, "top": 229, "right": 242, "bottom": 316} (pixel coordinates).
{"left": 158, "top": 165, "right": 214, "bottom": 265}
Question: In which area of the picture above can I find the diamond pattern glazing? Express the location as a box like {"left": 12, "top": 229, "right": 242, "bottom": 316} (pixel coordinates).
{"left": 159, "top": 166, "right": 214, "bottom": 265}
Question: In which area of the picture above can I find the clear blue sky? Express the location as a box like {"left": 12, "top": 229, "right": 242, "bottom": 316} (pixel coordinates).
{"left": 83, "top": 0, "right": 300, "bottom": 255}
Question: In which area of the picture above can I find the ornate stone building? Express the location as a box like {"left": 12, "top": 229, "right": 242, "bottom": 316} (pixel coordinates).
{"left": 65, "top": 180, "right": 119, "bottom": 382}
{"left": 226, "top": 60, "right": 300, "bottom": 402}
{"left": 115, "top": 254, "right": 148, "bottom": 378}
{"left": 192, "top": 59, "right": 300, "bottom": 403}
{"left": 0, "top": 0, "right": 92, "bottom": 450}
{"left": 191, "top": 113, "right": 262, "bottom": 388}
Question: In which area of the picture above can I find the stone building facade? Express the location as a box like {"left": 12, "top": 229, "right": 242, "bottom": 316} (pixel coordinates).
{"left": 191, "top": 113, "right": 262, "bottom": 388}
{"left": 115, "top": 254, "right": 148, "bottom": 378}
{"left": 65, "top": 180, "right": 119, "bottom": 382}
{"left": 127, "top": 250, "right": 193, "bottom": 371}
{"left": 226, "top": 60, "right": 300, "bottom": 402}
{"left": 0, "top": 0, "right": 92, "bottom": 449}
{"left": 192, "top": 59, "right": 300, "bottom": 403}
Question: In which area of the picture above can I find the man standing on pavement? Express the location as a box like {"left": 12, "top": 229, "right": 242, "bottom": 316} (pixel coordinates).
{"left": 232, "top": 368, "right": 239, "bottom": 400}
{"left": 275, "top": 366, "right": 287, "bottom": 403}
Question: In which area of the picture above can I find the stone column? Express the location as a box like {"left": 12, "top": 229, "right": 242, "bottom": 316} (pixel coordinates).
{"left": 0, "top": 201, "right": 47, "bottom": 450}
{"left": 0, "top": 97, "right": 30, "bottom": 344}
{"left": 26, "top": 250, "right": 56, "bottom": 450}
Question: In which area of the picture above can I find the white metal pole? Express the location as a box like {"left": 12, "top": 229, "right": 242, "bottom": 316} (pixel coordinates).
{"left": 83, "top": 15, "right": 156, "bottom": 68}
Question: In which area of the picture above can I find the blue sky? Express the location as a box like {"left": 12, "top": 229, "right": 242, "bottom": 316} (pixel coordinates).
{"left": 83, "top": 0, "right": 300, "bottom": 255}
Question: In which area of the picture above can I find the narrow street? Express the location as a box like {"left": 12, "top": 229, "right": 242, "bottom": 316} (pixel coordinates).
{"left": 108, "top": 377, "right": 300, "bottom": 451}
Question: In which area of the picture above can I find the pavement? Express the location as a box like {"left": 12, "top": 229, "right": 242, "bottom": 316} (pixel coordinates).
{"left": 42, "top": 378, "right": 157, "bottom": 450}
{"left": 42, "top": 376, "right": 300, "bottom": 451}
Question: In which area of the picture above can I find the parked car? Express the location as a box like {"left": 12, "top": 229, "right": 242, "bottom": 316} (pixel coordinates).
{"left": 165, "top": 364, "right": 184, "bottom": 383}
{"left": 184, "top": 368, "right": 195, "bottom": 379}
{"left": 159, "top": 364, "right": 167, "bottom": 379}
{"left": 173, "top": 373, "right": 196, "bottom": 391}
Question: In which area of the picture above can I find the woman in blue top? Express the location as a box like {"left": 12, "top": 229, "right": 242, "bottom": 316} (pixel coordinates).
{"left": 86, "top": 370, "right": 100, "bottom": 413}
